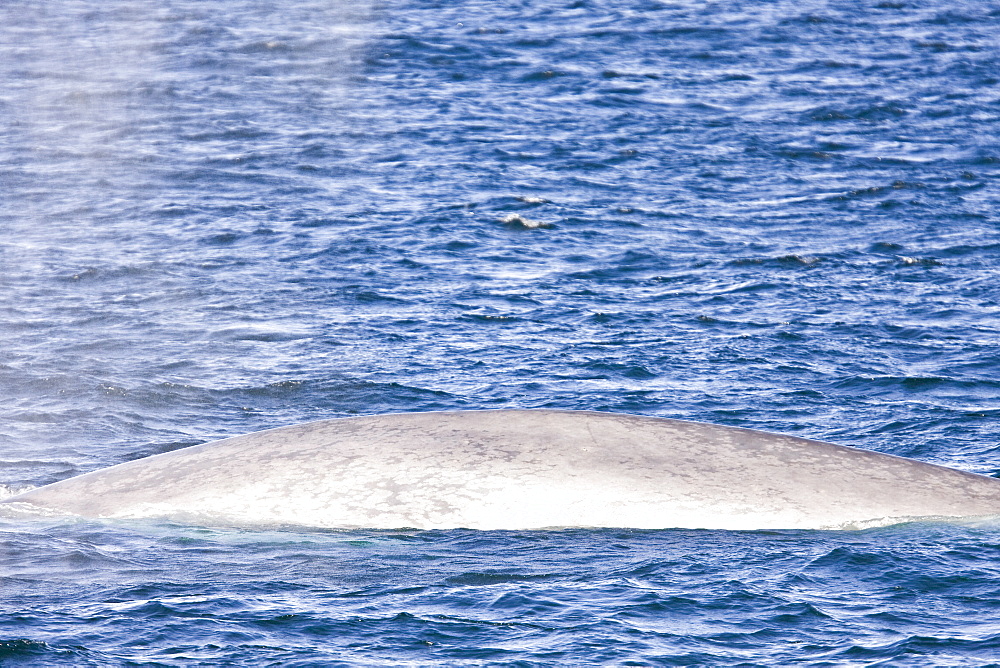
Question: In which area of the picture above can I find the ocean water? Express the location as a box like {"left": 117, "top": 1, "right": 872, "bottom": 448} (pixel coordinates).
{"left": 1, "top": 0, "right": 999, "bottom": 664}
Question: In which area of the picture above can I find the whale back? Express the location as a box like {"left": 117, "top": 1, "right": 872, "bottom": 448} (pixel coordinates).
{"left": 6, "top": 410, "right": 1000, "bottom": 530}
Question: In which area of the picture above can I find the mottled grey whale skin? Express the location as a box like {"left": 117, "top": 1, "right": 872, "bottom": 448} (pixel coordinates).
{"left": 5, "top": 410, "right": 1000, "bottom": 530}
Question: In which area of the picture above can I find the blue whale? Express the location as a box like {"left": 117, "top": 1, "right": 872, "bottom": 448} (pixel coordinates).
{"left": 5, "top": 410, "right": 1000, "bottom": 530}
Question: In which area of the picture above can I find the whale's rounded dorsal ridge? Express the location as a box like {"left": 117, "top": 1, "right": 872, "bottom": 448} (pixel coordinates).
{"left": 5, "top": 409, "right": 1000, "bottom": 531}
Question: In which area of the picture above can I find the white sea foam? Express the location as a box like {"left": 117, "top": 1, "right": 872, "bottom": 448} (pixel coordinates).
{"left": 501, "top": 213, "right": 552, "bottom": 229}
{"left": 0, "top": 484, "right": 33, "bottom": 501}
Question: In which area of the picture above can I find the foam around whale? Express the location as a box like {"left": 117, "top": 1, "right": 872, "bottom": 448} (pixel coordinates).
{"left": 5, "top": 410, "right": 1000, "bottom": 530}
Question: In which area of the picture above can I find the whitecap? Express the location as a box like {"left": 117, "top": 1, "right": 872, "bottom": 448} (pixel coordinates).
{"left": 500, "top": 214, "right": 552, "bottom": 230}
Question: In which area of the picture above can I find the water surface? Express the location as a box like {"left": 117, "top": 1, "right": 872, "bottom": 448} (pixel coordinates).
{"left": 2, "top": 0, "right": 999, "bottom": 664}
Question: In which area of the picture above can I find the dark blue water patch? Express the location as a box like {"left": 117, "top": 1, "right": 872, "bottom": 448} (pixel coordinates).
{"left": 121, "top": 378, "right": 458, "bottom": 421}
{"left": 0, "top": 639, "right": 107, "bottom": 665}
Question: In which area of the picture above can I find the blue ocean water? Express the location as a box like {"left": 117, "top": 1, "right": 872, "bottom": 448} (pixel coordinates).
{"left": 1, "top": 0, "right": 999, "bottom": 663}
